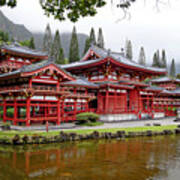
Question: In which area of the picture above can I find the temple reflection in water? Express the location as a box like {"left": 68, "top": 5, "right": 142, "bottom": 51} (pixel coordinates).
{"left": 0, "top": 136, "right": 180, "bottom": 180}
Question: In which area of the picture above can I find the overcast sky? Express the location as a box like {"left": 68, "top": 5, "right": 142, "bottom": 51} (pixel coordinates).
{"left": 1, "top": 0, "right": 180, "bottom": 66}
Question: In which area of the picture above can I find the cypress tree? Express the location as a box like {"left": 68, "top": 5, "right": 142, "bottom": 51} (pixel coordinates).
{"left": 156, "top": 50, "right": 160, "bottom": 66}
{"left": 89, "top": 27, "right": 96, "bottom": 45}
{"left": 161, "top": 49, "right": 167, "bottom": 68}
{"left": 152, "top": 50, "right": 161, "bottom": 67}
{"left": 138, "top": 47, "right": 146, "bottom": 65}
{"left": 83, "top": 37, "right": 90, "bottom": 55}
{"left": 97, "top": 27, "right": 104, "bottom": 48}
{"left": 170, "top": 59, "right": 176, "bottom": 77}
{"left": 56, "top": 48, "right": 65, "bottom": 64}
{"left": 51, "top": 30, "right": 62, "bottom": 61}
{"left": 125, "top": 40, "right": 133, "bottom": 60}
{"left": 29, "top": 37, "right": 35, "bottom": 49}
{"left": 43, "top": 24, "right": 52, "bottom": 54}
{"left": 152, "top": 52, "right": 158, "bottom": 67}
{"left": 69, "top": 26, "right": 79, "bottom": 63}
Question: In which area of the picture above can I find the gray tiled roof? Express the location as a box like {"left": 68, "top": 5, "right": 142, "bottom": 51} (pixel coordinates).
{"left": 151, "top": 76, "right": 180, "bottom": 83}
{"left": 161, "top": 88, "right": 180, "bottom": 95}
{"left": 62, "top": 45, "right": 166, "bottom": 73}
{"left": 1, "top": 43, "right": 47, "bottom": 57}
{"left": 62, "top": 78, "right": 99, "bottom": 88}
{"left": 145, "top": 86, "right": 164, "bottom": 91}
{"left": 61, "top": 58, "right": 102, "bottom": 69}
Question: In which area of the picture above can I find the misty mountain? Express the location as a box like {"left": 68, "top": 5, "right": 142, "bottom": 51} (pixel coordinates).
{"left": 0, "top": 10, "right": 32, "bottom": 41}
{"left": 33, "top": 32, "right": 88, "bottom": 58}
{"left": 0, "top": 10, "right": 88, "bottom": 58}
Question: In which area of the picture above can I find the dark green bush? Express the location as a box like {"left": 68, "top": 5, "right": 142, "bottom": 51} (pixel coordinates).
{"left": 76, "top": 112, "right": 99, "bottom": 124}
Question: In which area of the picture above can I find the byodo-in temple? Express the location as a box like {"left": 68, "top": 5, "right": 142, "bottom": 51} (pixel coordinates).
{"left": 0, "top": 43, "right": 180, "bottom": 126}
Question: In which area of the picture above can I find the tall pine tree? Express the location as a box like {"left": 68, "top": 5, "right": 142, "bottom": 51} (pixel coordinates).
{"left": 56, "top": 48, "right": 65, "bottom": 64}
{"left": 97, "top": 27, "right": 104, "bottom": 48}
{"left": 138, "top": 47, "right": 146, "bottom": 65}
{"left": 43, "top": 24, "right": 52, "bottom": 55}
{"left": 125, "top": 40, "right": 133, "bottom": 60}
{"left": 89, "top": 27, "right": 96, "bottom": 45}
{"left": 170, "top": 59, "right": 176, "bottom": 77}
{"left": 69, "top": 26, "right": 79, "bottom": 63}
{"left": 161, "top": 49, "right": 167, "bottom": 68}
{"left": 83, "top": 37, "right": 90, "bottom": 55}
{"left": 51, "top": 30, "right": 62, "bottom": 61}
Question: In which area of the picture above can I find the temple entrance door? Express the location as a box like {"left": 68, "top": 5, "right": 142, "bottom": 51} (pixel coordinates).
{"left": 89, "top": 99, "right": 97, "bottom": 112}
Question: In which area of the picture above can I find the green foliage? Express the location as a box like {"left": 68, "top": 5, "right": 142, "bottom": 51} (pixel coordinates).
{"left": 89, "top": 27, "right": 96, "bottom": 45}
{"left": 125, "top": 39, "right": 132, "bottom": 60}
{"left": 176, "top": 73, "right": 180, "bottom": 79}
{"left": 19, "top": 39, "right": 30, "bottom": 47}
{"left": 97, "top": 27, "right": 104, "bottom": 48}
{"left": 143, "top": 78, "right": 150, "bottom": 83}
{"left": 138, "top": 46, "right": 146, "bottom": 65}
{"left": 39, "top": 0, "right": 106, "bottom": 22}
{"left": 69, "top": 26, "right": 79, "bottom": 63}
{"left": 29, "top": 37, "right": 35, "bottom": 49}
{"left": 19, "top": 37, "right": 35, "bottom": 49}
{"left": 43, "top": 24, "right": 52, "bottom": 54}
{"left": 76, "top": 112, "right": 100, "bottom": 124}
{"left": 0, "top": 30, "right": 9, "bottom": 42}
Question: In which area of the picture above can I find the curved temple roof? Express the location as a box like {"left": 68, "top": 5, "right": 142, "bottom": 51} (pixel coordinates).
{"left": 62, "top": 45, "right": 167, "bottom": 74}
{"left": 151, "top": 76, "right": 180, "bottom": 83}
{"left": 0, "top": 60, "right": 74, "bottom": 80}
{"left": 0, "top": 43, "right": 48, "bottom": 58}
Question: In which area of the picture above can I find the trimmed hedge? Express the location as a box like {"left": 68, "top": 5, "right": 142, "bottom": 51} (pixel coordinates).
{"left": 76, "top": 112, "right": 100, "bottom": 124}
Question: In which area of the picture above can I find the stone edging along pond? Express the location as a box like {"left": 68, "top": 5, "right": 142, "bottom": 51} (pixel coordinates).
{"left": 1, "top": 126, "right": 180, "bottom": 145}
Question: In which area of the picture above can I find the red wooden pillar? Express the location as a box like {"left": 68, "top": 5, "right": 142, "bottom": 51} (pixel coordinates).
{"left": 61, "top": 99, "right": 64, "bottom": 123}
{"left": 57, "top": 97, "right": 61, "bottom": 125}
{"left": 13, "top": 97, "right": 17, "bottom": 125}
{"left": 3, "top": 98, "right": 6, "bottom": 123}
{"left": 97, "top": 91, "right": 101, "bottom": 113}
{"left": 26, "top": 97, "right": 30, "bottom": 126}
{"left": 29, "top": 77, "right": 32, "bottom": 88}
{"left": 74, "top": 99, "right": 77, "bottom": 120}
{"left": 151, "top": 95, "right": 154, "bottom": 119}
{"left": 105, "top": 88, "right": 109, "bottom": 114}
{"left": 57, "top": 79, "right": 60, "bottom": 91}
{"left": 114, "top": 90, "right": 117, "bottom": 114}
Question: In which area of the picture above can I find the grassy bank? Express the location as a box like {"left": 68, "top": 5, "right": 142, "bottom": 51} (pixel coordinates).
{"left": 0, "top": 124, "right": 178, "bottom": 138}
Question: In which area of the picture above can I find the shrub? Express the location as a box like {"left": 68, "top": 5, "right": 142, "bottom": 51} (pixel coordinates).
{"left": 76, "top": 112, "right": 99, "bottom": 124}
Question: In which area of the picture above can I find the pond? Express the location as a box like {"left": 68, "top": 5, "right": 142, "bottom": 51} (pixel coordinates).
{"left": 0, "top": 135, "right": 180, "bottom": 180}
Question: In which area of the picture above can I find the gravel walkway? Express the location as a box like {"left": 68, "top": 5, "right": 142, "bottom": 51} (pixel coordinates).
{"left": 1, "top": 117, "right": 179, "bottom": 132}
{"left": 66, "top": 117, "right": 180, "bottom": 131}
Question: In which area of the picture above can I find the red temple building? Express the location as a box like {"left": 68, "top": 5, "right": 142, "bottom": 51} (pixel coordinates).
{"left": 0, "top": 43, "right": 179, "bottom": 126}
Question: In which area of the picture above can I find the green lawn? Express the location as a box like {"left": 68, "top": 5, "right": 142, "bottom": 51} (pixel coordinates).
{"left": 0, "top": 124, "right": 178, "bottom": 139}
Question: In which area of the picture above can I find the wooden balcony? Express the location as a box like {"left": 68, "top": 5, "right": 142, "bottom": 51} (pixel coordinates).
{"left": 0, "top": 85, "right": 96, "bottom": 99}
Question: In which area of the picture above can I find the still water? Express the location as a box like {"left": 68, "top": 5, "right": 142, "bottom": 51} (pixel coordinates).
{"left": 0, "top": 136, "right": 180, "bottom": 180}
